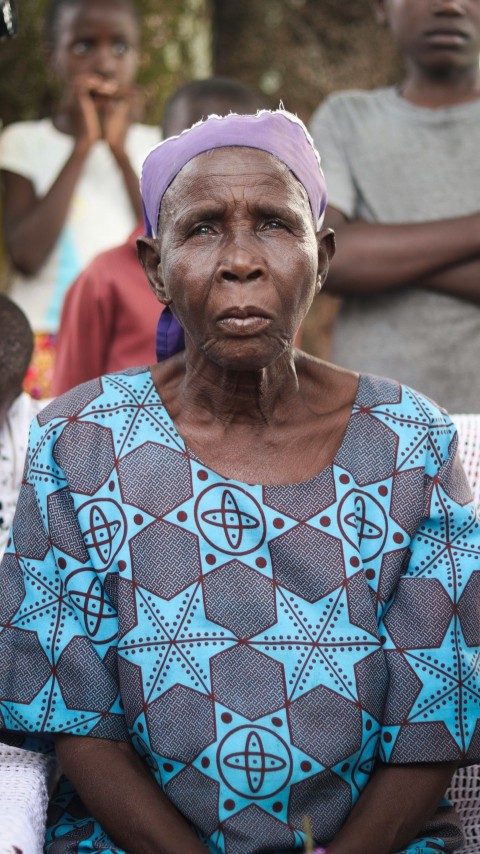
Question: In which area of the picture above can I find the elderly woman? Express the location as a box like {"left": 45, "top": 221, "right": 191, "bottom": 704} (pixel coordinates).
{"left": 0, "top": 111, "right": 479, "bottom": 854}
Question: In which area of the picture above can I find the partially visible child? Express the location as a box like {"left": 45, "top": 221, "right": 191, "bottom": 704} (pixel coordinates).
{"left": 0, "top": 295, "right": 48, "bottom": 559}
{"left": 53, "top": 76, "right": 266, "bottom": 394}
{"left": 0, "top": 0, "right": 160, "bottom": 398}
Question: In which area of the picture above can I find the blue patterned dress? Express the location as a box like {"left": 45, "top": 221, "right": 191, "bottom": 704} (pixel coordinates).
{"left": 1, "top": 368, "right": 480, "bottom": 853}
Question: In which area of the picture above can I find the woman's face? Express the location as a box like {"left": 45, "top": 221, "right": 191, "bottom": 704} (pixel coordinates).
{"left": 51, "top": 0, "right": 139, "bottom": 90}
{"left": 152, "top": 147, "right": 333, "bottom": 371}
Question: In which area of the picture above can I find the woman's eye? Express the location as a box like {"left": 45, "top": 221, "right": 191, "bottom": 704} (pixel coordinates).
{"left": 190, "top": 224, "right": 214, "bottom": 236}
{"left": 262, "top": 218, "right": 286, "bottom": 231}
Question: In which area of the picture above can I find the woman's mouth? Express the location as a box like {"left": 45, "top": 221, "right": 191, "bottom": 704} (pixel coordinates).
{"left": 217, "top": 312, "right": 272, "bottom": 335}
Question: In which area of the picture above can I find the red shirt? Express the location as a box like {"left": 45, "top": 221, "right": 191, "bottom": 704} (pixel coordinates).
{"left": 53, "top": 226, "right": 162, "bottom": 394}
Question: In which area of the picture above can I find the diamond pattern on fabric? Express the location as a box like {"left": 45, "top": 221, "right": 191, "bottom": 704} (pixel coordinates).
{"left": 119, "top": 442, "right": 191, "bottom": 516}
{"left": 130, "top": 520, "right": 200, "bottom": 599}
{"left": 459, "top": 572, "right": 480, "bottom": 646}
{"left": 203, "top": 561, "right": 276, "bottom": 637}
{"left": 0, "top": 627, "right": 51, "bottom": 703}
{"left": 0, "top": 369, "right": 479, "bottom": 854}
{"left": 146, "top": 684, "right": 215, "bottom": 762}
{"left": 48, "top": 489, "right": 89, "bottom": 563}
{"left": 270, "top": 523, "right": 346, "bottom": 601}
{"left": 289, "top": 770, "right": 351, "bottom": 844}
{"left": 56, "top": 637, "right": 118, "bottom": 712}
{"left": 211, "top": 645, "right": 285, "bottom": 720}
{"left": 383, "top": 579, "right": 453, "bottom": 648}
{"left": 223, "top": 804, "right": 295, "bottom": 854}
{"left": 53, "top": 422, "right": 115, "bottom": 496}
{"left": 382, "top": 652, "right": 422, "bottom": 726}
{"left": 165, "top": 765, "right": 220, "bottom": 837}
{"left": 0, "top": 554, "right": 25, "bottom": 623}
{"left": 11, "top": 484, "right": 50, "bottom": 560}
{"left": 37, "top": 378, "right": 103, "bottom": 426}
{"left": 289, "top": 685, "right": 362, "bottom": 765}
{"left": 389, "top": 721, "right": 462, "bottom": 763}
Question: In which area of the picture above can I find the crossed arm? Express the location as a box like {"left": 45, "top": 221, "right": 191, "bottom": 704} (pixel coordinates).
{"left": 323, "top": 206, "right": 480, "bottom": 305}
{"left": 55, "top": 733, "right": 457, "bottom": 854}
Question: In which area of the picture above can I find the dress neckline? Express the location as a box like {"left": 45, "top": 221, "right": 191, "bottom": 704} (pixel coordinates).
{"left": 145, "top": 368, "right": 364, "bottom": 489}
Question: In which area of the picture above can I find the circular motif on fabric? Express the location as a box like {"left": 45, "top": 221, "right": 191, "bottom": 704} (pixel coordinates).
{"left": 195, "top": 484, "right": 266, "bottom": 555}
{"left": 65, "top": 568, "right": 118, "bottom": 641}
{"left": 217, "top": 725, "right": 292, "bottom": 799}
{"left": 338, "top": 490, "right": 388, "bottom": 561}
{"left": 78, "top": 498, "right": 127, "bottom": 568}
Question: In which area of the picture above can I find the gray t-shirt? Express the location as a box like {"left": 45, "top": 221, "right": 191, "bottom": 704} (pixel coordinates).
{"left": 310, "top": 86, "right": 480, "bottom": 412}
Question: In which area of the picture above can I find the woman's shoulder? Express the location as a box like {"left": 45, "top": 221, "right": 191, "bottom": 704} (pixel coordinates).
{"left": 36, "top": 367, "right": 153, "bottom": 430}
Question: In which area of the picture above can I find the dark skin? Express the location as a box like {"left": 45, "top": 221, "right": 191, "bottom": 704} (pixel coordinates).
{"left": 319, "top": 0, "right": 480, "bottom": 305}
{"left": 1, "top": 0, "right": 142, "bottom": 277}
{"left": 55, "top": 148, "right": 457, "bottom": 853}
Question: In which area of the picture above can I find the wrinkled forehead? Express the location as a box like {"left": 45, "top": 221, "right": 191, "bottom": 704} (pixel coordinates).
{"left": 140, "top": 110, "right": 327, "bottom": 237}
{"left": 159, "top": 147, "right": 312, "bottom": 226}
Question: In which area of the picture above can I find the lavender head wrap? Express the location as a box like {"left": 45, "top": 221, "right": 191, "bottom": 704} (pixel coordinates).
{"left": 140, "top": 109, "right": 328, "bottom": 360}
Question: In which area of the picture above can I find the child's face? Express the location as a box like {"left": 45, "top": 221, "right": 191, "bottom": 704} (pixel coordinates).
{"left": 51, "top": 0, "right": 140, "bottom": 91}
{"left": 375, "top": 0, "right": 480, "bottom": 74}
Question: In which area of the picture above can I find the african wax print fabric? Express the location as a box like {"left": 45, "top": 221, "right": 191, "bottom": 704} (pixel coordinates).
{"left": 0, "top": 368, "right": 479, "bottom": 854}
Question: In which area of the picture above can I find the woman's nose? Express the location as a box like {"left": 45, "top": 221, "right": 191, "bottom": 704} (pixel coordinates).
{"left": 216, "top": 244, "right": 266, "bottom": 284}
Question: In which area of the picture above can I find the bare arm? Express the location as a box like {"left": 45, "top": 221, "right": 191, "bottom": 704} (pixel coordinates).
{"left": 323, "top": 207, "right": 480, "bottom": 297}
{"left": 2, "top": 76, "right": 141, "bottom": 276}
{"left": 54, "top": 734, "right": 209, "bottom": 854}
{"left": 328, "top": 760, "right": 458, "bottom": 854}
{"left": 418, "top": 256, "right": 480, "bottom": 305}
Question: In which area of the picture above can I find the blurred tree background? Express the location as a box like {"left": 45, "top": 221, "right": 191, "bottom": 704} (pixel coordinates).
{"left": 0, "top": 0, "right": 402, "bottom": 138}
{"left": 1, "top": 0, "right": 403, "bottom": 349}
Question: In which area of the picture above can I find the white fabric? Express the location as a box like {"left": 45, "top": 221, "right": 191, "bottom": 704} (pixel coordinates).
{"left": 0, "top": 393, "right": 47, "bottom": 560}
{"left": 0, "top": 744, "right": 57, "bottom": 854}
{"left": 0, "top": 119, "right": 160, "bottom": 333}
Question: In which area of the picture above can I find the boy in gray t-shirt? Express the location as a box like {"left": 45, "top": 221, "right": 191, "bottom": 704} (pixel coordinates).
{"left": 310, "top": 0, "right": 480, "bottom": 413}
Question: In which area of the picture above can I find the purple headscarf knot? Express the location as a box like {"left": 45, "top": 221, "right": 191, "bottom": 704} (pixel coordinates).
{"left": 140, "top": 109, "right": 328, "bottom": 360}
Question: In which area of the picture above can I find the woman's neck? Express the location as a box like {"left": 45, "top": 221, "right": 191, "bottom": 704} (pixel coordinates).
{"left": 177, "top": 349, "right": 302, "bottom": 429}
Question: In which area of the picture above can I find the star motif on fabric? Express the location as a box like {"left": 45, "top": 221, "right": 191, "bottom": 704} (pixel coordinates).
{"left": 306, "top": 465, "right": 410, "bottom": 576}
{"left": 404, "top": 617, "right": 480, "bottom": 755}
{"left": 165, "top": 460, "right": 299, "bottom": 576}
{"left": 1, "top": 681, "right": 109, "bottom": 736}
{"left": 77, "top": 373, "right": 187, "bottom": 458}
{"left": 331, "top": 711, "right": 381, "bottom": 801}
{"left": 26, "top": 421, "right": 68, "bottom": 498}
{"left": 118, "top": 581, "right": 237, "bottom": 703}
{"left": 406, "top": 479, "right": 480, "bottom": 597}
{"left": 250, "top": 583, "right": 379, "bottom": 703}
{"left": 193, "top": 703, "right": 324, "bottom": 824}
{"left": 357, "top": 386, "right": 455, "bottom": 476}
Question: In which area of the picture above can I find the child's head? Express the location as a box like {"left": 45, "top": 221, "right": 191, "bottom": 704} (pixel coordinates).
{"left": 162, "top": 76, "right": 267, "bottom": 138}
{"left": 45, "top": 0, "right": 140, "bottom": 88}
{"left": 374, "top": 0, "right": 480, "bottom": 77}
{"left": 0, "top": 295, "right": 34, "bottom": 417}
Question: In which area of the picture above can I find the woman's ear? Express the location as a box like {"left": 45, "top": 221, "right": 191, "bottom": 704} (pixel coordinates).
{"left": 316, "top": 227, "right": 336, "bottom": 293}
{"left": 136, "top": 237, "right": 171, "bottom": 305}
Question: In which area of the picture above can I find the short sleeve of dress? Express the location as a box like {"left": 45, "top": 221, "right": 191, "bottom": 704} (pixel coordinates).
{"left": 378, "top": 416, "right": 480, "bottom": 765}
{"left": 0, "top": 407, "right": 128, "bottom": 744}
{"left": 309, "top": 95, "right": 358, "bottom": 220}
